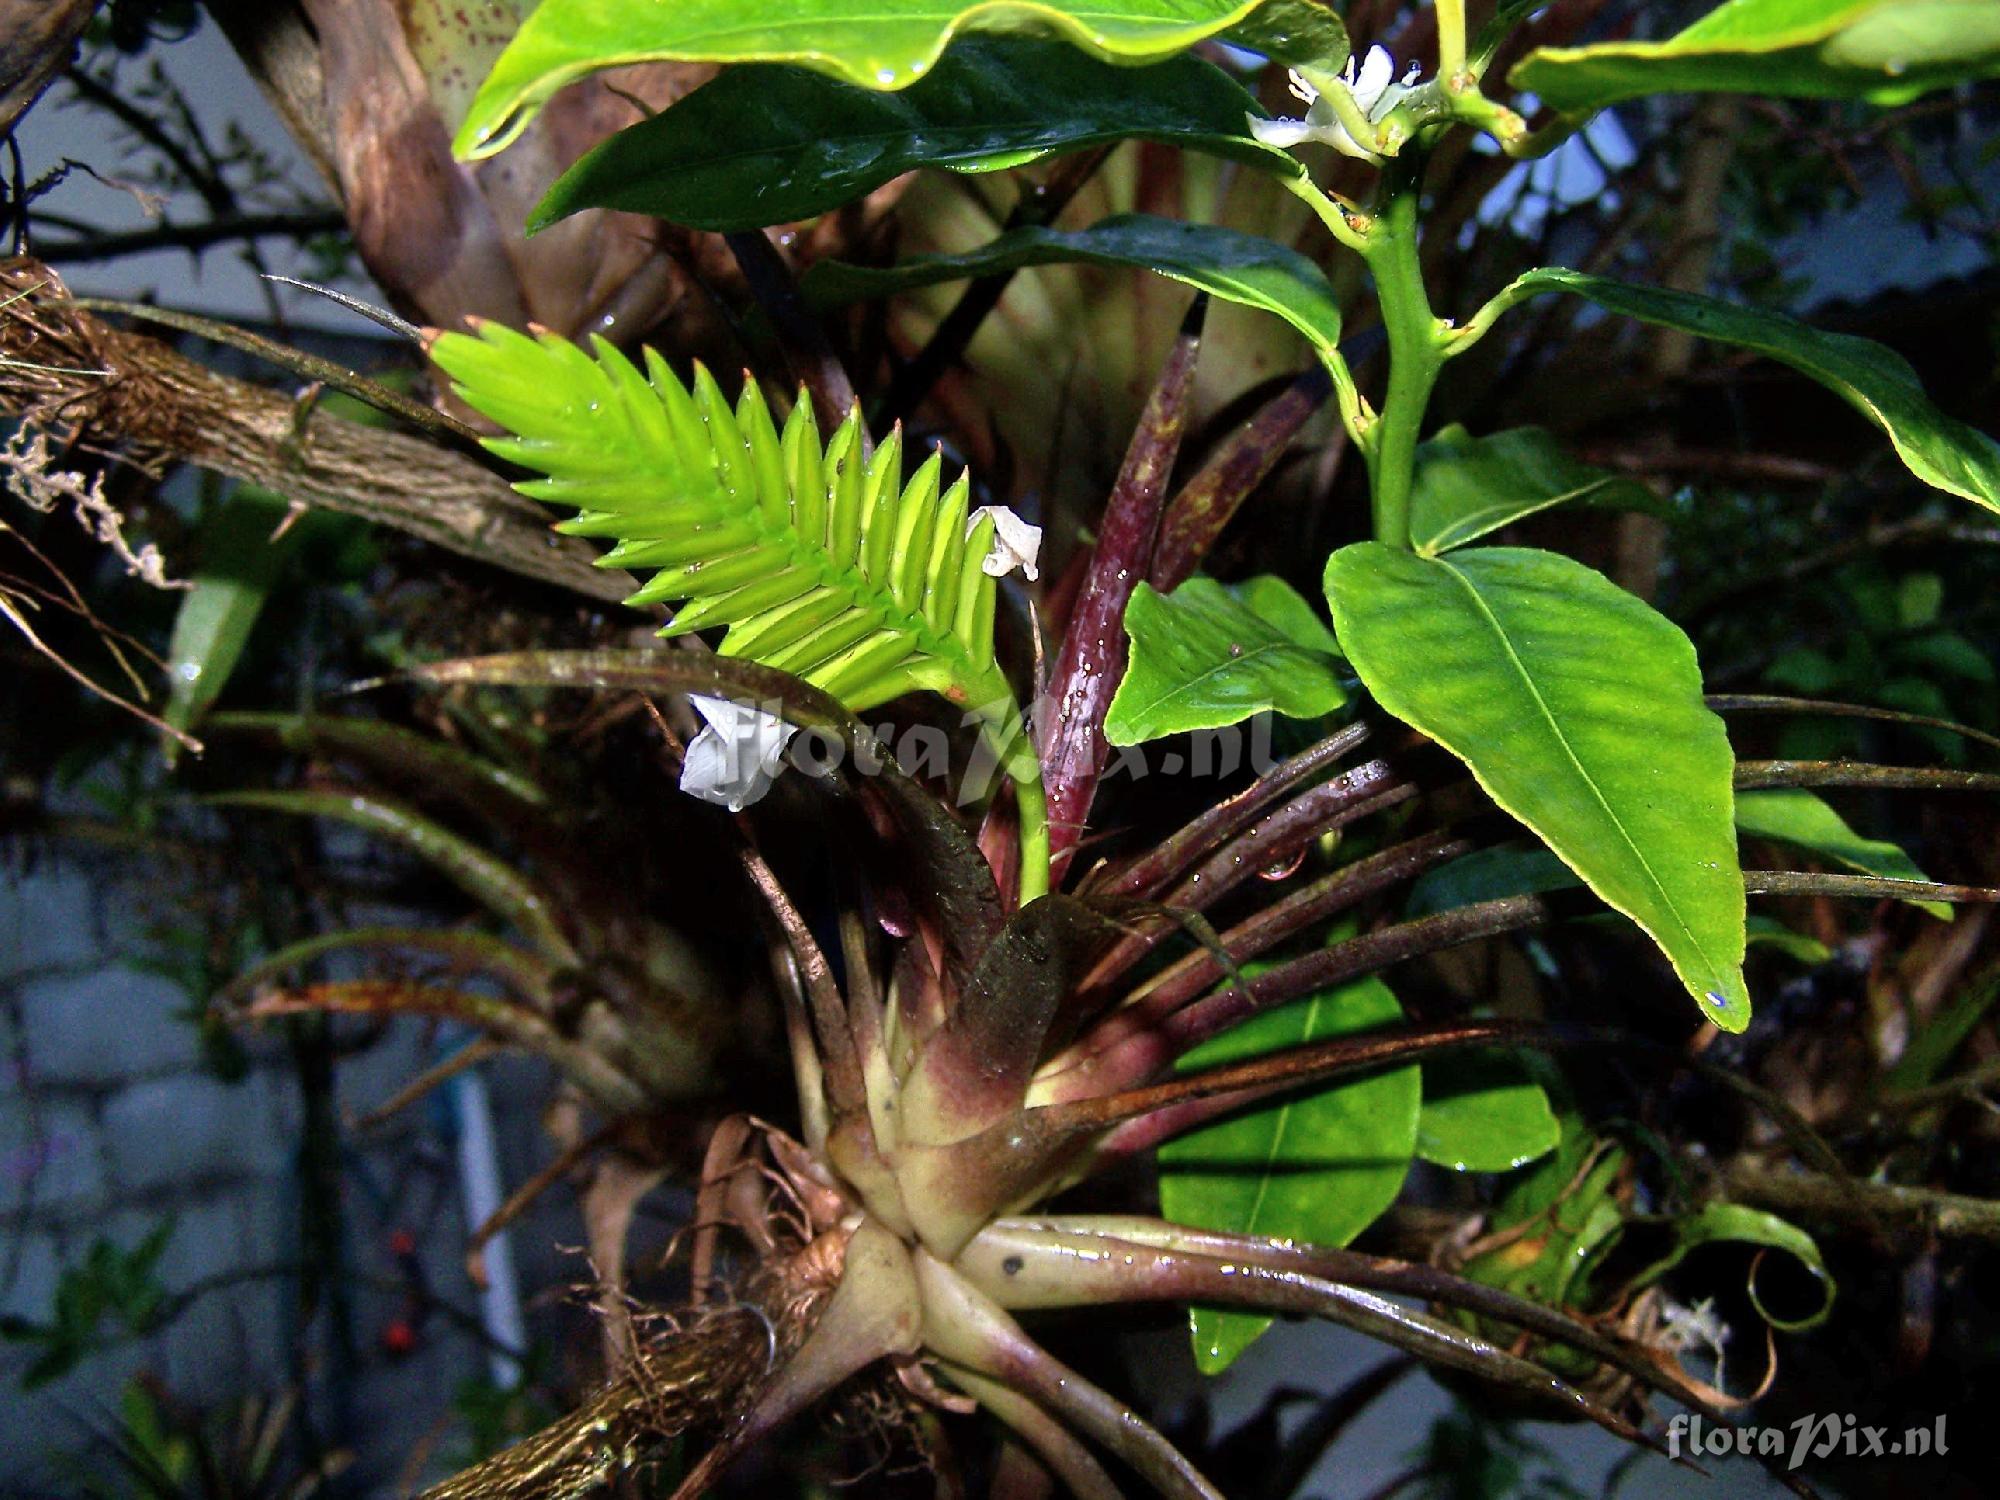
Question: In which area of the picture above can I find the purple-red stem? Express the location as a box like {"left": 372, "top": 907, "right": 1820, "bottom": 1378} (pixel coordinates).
{"left": 1086, "top": 722, "right": 1372, "bottom": 900}
{"left": 1039, "top": 296, "right": 1208, "bottom": 885}
{"left": 1080, "top": 761, "right": 1410, "bottom": 995}
{"left": 1085, "top": 830, "right": 1472, "bottom": 1055}
{"left": 1150, "top": 363, "right": 1332, "bottom": 591}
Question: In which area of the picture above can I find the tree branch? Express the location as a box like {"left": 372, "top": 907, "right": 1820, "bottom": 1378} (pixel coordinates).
{"left": 0, "top": 258, "right": 629, "bottom": 602}
{"left": 1725, "top": 1162, "right": 2000, "bottom": 1246}
{"left": 38, "top": 208, "right": 347, "bottom": 265}
{"left": 0, "top": 0, "right": 96, "bottom": 141}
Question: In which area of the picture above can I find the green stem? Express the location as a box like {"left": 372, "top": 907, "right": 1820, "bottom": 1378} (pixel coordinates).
{"left": 968, "top": 674, "right": 1051, "bottom": 905}
{"left": 1284, "top": 173, "right": 1370, "bottom": 255}
{"left": 1360, "top": 154, "right": 1445, "bottom": 549}
{"left": 1442, "top": 275, "right": 1554, "bottom": 359}
{"left": 1284, "top": 177, "right": 1376, "bottom": 448}
{"left": 1013, "top": 762, "right": 1051, "bottom": 904}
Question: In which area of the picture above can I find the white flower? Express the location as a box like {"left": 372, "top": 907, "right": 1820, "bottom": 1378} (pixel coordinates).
{"left": 1248, "top": 46, "right": 1416, "bottom": 162}
{"left": 679, "top": 694, "right": 798, "bottom": 811}
{"left": 967, "top": 504, "right": 1042, "bottom": 581}
{"left": 1660, "top": 1295, "right": 1732, "bottom": 1386}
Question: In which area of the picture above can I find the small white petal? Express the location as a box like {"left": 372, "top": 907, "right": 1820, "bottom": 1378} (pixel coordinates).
{"left": 1352, "top": 45, "right": 1396, "bottom": 115}
{"left": 679, "top": 694, "right": 798, "bottom": 811}
{"left": 1368, "top": 81, "right": 1411, "bottom": 124}
{"left": 1285, "top": 68, "right": 1319, "bottom": 106}
{"left": 1249, "top": 115, "right": 1317, "bottom": 148}
{"left": 967, "top": 505, "right": 1042, "bottom": 581}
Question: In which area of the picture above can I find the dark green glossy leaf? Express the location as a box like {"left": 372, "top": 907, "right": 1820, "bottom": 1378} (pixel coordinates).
{"left": 1882, "top": 972, "right": 2000, "bottom": 1092}
{"left": 1409, "top": 425, "right": 1664, "bottom": 557}
{"left": 457, "top": 0, "right": 1345, "bottom": 159}
{"left": 805, "top": 213, "right": 1344, "bottom": 353}
{"left": 1416, "top": 1053, "right": 1560, "bottom": 1173}
{"left": 1159, "top": 968, "right": 1420, "bottom": 1373}
{"left": 1325, "top": 543, "right": 1749, "bottom": 1031}
{"left": 162, "top": 487, "right": 306, "bottom": 759}
{"left": 1104, "top": 576, "right": 1345, "bottom": 745}
{"left": 1406, "top": 844, "right": 1578, "bottom": 919}
{"left": 1513, "top": 0, "right": 2000, "bottom": 113}
{"left": 1490, "top": 269, "right": 2000, "bottom": 514}
{"left": 1734, "top": 788, "right": 1949, "bottom": 918}
{"left": 534, "top": 39, "right": 1296, "bottom": 233}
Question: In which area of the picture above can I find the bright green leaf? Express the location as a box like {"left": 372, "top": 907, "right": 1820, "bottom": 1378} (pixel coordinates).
{"left": 1416, "top": 1053, "right": 1560, "bottom": 1172}
{"left": 1159, "top": 970, "right": 1420, "bottom": 1373}
{"left": 1489, "top": 269, "right": 2000, "bottom": 515}
{"left": 456, "top": 0, "right": 1346, "bottom": 159}
{"left": 1735, "top": 788, "right": 1950, "bottom": 917}
{"left": 1632, "top": 1202, "right": 1835, "bottom": 1331}
{"left": 1325, "top": 543, "right": 1749, "bottom": 1031}
{"left": 1745, "top": 914, "right": 1833, "bottom": 964}
{"left": 806, "top": 213, "right": 1344, "bottom": 353}
{"left": 1409, "top": 425, "right": 1664, "bottom": 557}
{"left": 162, "top": 487, "right": 308, "bottom": 762}
{"left": 532, "top": 38, "right": 1297, "bottom": 234}
{"left": 1512, "top": 0, "right": 2000, "bottom": 113}
{"left": 1104, "top": 576, "right": 1344, "bottom": 745}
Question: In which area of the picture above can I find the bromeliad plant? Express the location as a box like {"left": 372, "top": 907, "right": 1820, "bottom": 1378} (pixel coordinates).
{"left": 310, "top": 0, "right": 2000, "bottom": 1494}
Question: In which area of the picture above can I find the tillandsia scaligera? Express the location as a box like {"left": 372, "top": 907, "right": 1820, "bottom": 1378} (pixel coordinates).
{"left": 62, "top": 0, "right": 2000, "bottom": 1495}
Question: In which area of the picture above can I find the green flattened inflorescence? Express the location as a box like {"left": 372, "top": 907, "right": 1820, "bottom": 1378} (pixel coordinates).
{"left": 430, "top": 321, "right": 1007, "bottom": 716}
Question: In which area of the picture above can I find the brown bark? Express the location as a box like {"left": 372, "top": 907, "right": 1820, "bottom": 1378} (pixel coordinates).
{"left": 201, "top": 0, "right": 341, "bottom": 192}
{"left": 0, "top": 259, "right": 629, "bottom": 602}
{"left": 0, "top": 0, "right": 97, "bottom": 140}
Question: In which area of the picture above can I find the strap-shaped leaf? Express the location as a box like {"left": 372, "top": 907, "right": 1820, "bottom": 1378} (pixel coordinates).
{"left": 1325, "top": 542, "right": 1749, "bottom": 1032}
{"left": 1734, "top": 788, "right": 1950, "bottom": 918}
{"left": 1512, "top": 0, "right": 2000, "bottom": 113}
{"left": 455, "top": 0, "right": 1348, "bottom": 160}
{"left": 532, "top": 38, "right": 1298, "bottom": 235}
{"left": 1479, "top": 269, "right": 2000, "bottom": 514}
{"left": 430, "top": 322, "right": 1007, "bottom": 715}
{"left": 805, "top": 214, "right": 1345, "bottom": 355}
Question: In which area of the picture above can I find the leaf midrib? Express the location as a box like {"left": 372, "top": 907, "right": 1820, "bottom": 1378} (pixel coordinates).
{"left": 609, "top": 116, "right": 1272, "bottom": 179}
{"left": 1433, "top": 554, "right": 1728, "bottom": 987}
{"left": 1122, "top": 631, "right": 1329, "bottom": 724}
{"left": 1419, "top": 478, "right": 1620, "bottom": 555}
